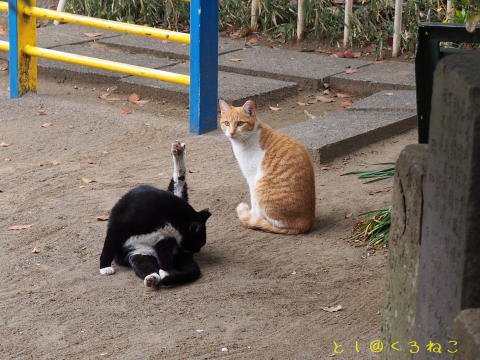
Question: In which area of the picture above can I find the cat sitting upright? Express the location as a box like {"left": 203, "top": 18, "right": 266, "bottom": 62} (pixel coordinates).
{"left": 99, "top": 141, "right": 211, "bottom": 288}
{"left": 220, "top": 99, "right": 315, "bottom": 234}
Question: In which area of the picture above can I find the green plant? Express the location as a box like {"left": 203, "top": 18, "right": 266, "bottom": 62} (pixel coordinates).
{"left": 452, "top": 0, "right": 480, "bottom": 31}
{"left": 341, "top": 162, "right": 395, "bottom": 183}
{"left": 349, "top": 206, "right": 392, "bottom": 249}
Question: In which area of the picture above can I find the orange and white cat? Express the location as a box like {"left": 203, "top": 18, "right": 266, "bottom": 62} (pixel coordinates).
{"left": 220, "top": 99, "right": 315, "bottom": 234}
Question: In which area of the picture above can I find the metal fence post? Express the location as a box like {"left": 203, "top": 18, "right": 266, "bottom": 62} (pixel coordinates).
{"left": 8, "top": 0, "right": 37, "bottom": 98}
{"left": 189, "top": 0, "right": 218, "bottom": 135}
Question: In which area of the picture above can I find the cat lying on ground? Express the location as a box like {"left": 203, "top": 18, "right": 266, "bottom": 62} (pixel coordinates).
{"left": 99, "top": 141, "right": 211, "bottom": 288}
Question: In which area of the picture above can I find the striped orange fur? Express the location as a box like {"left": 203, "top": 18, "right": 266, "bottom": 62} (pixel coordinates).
{"left": 220, "top": 99, "right": 315, "bottom": 234}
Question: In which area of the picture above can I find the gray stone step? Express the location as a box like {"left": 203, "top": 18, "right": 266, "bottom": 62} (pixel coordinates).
{"left": 99, "top": 34, "right": 245, "bottom": 60}
{"left": 347, "top": 90, "right": 416, "bottom": 112}
{"left": 218, "top": 47, "right": 371, "bottom": 90}
{"left": 280, "top": 110, "right": 417, "bottom": 163}
{"left": 120, "top": 62, "right": 298, "bottom": 106}
{"left": 329, "top": 61, "right": 415, "bottom": 96}
{"left": 35, "top": 43, "right": 178, "bottom": 81}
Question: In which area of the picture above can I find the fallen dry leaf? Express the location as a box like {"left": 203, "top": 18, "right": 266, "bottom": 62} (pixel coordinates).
{"left": 37, "top": 110, "right": 47, "bottom": 116}
{"left": 297, "top": 102, "right": 307, "bottom": 106}
{"left": 128, "top": 93, "right": 140, "bottom": 103}
{"left": 384, "top": 92, "right": 394, "bottom": 96}
{"left": 188, "top": 169, "right": 199, "bottom": 174}
{"left": 307, "top": 98, "right": 317, "bottom": 105}
{"left": 340, "top": 100, "right": 353, "bottom": 108}
{"left": 336, "top": 93, "right": 351, "bottom": 98}
{"left": 121, "top": 109, "right": 132, "bottom": 115}
{"left": 41, "top": 122, "right": 53, "bottom": 128}
{"left": 321, "top": 166, "right": 330, "bottom": 170}
{"left": 51, "top": 160, "right": 61, "bottom": 166}
{"left": 269, "top": 106, "right": 281, "bottom": 111}
{"left": 0, "top": 142, "right": 9, "bottom": 147}
{"left": 4, "top": 157, "right": 11, "bottom": 161}
{"left": 345, "top": 68, "right": 358, "bottom": 74}
{"left": 133, "top": 99, "right": 150, "bottom": 106}
{"left": 246, "top": 37, "right": 260, "bottom": 46}
{"left": 229, "top": 58, "right": 242, "bottom": 62}
{"left": 9, "top": 224, "right": 33, "bottom": 230}
{"left": 303, "top": 110, "right": 316, "bottom": 119}
{"left": 98, "top": 94, "right": 122, "bottom": 102}
{"left": 81, "top": 177, "right": 96, "bottom": 184}
{"left": 0, "top": 64, "right": 8, "bottom": 71}
{"left": 96, "top": 215, "right": 109, "bottom": 221}
{"left": 31, "top": 247, "right": 40, "bottom": 253}
{"left": 323, "top": 83, "right": 330, "bottom": 89}
{"left": 316, "top": 96, "right": 335, "bottom": 103}
{"left": 345, "top": 213, "right": 353, "bottom": 219}
{"left": 321, "top": 305, "right": 343, "bottom": 312}
{"left": 84, "top": 32, "right": 103, "bottom": 38}
{"left": 86, "top": 158, "right": 97, "bottom": 164}
{"left": 343, "top": 49, "right": 355, "bottom": 58}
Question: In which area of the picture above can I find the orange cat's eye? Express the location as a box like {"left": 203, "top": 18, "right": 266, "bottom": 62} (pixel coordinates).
{"left": 237, "top": 121, "right": 245, "bottom": 126}
{"left": 223, "top": 121, "right": 230, "bottom": 126}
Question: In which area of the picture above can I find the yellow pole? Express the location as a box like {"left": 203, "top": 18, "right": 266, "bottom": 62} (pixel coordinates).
{"left": 23, "top": 45, "right": 190, "bottom": 86}
{"left": 0, "top": 1, "right": 7, "bottom": 11}
{"left": 0, "top": 40, "right": 9, "bottom": 51}
{"left": 18, "top": 0, "right": 37, "bottom": 95}
{"left": 21, "top": 5, "right": 190, "bottom": 44}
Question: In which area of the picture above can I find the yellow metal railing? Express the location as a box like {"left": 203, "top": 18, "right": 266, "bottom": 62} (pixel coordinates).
{"left": 0, "top": 40, "right": 9, "bottom": 51}
{"left": 0, "top": 1, "right": 190, "bottom": 87}
{"left": 0, "top": 2, "right": 190, "bottom": 43}
{"left": 24, "top": 45, "right": 190, "bottom": 85}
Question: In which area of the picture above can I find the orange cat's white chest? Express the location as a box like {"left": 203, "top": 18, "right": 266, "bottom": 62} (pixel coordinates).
{"left": 230, "top": 131, "right": 265, "bottom": 189}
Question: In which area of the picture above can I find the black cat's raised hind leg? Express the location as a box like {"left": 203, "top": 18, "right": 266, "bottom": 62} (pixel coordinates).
{"left": 167, "top": 141, "right": 189, "bottom": 202}
{"left": 128, "top": 253, "right": 162, "bottom": 288}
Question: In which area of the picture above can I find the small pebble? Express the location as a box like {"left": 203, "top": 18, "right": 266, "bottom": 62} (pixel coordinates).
{"left": 221, "top": 347, "right": 228, "bottom": 352}
{"left": 195, "top": 329, "right": 204, "bottom": 333}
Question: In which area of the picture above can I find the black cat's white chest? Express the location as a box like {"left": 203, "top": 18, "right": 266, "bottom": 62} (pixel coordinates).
{"left": 123, "top": 223, "right": 182, "bottom": 258}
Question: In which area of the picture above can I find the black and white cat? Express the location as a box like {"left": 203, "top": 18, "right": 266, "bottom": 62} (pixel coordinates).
{"left": 99, "top": 141, "right": 211, "bottom": 288}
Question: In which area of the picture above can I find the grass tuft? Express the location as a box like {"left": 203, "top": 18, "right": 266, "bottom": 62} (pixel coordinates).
{"left": 348, "top": 206, "right": 392, "bottom": 249}
{"left": 341, "top": 162, "right": 395, "bottom": 183}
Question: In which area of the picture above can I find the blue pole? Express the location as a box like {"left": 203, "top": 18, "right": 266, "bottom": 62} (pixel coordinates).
{"left": 8, "top": 0, "right": 19, "bottom": 98}
{"left": 189, "top": 0, "right": 218, "bottom": 135}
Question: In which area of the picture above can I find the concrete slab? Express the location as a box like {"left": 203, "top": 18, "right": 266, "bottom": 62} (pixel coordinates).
{"left": 0, "top": 23, "right": 121, "bottom": 50}
{"left": 329, "top": 61, "right": 415, "bottom": 96}
{"left": 218, "top": 47, "right": 371, "bottom": 90}
{"left": 120, "top": 62, "right": 298, "bottom": 106}
{"left": 99, "top": 34, "right": 245, "bottom": 60}
{"left": 280, "top": 110, "right": 417, "bottom": 163}
{"left": 36, "top": 43, "right": 178, "bottom": 81}
{"left": 348, "top": 90, "right": 416, "bottom": 112}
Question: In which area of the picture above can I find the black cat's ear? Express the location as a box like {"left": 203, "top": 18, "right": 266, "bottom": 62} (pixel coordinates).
{"left": 189, "top": 222, "right": 202, "bottom": 233}
{"left": 198, "top": 208, "right": 211, "bottom": 222}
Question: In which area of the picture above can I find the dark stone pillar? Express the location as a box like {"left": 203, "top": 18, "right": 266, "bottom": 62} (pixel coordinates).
{"left": 415, "top": 54, "right": 480, "bottom": 358}
{"left": 382, "top": 144, "right": 428, "bottom": 360}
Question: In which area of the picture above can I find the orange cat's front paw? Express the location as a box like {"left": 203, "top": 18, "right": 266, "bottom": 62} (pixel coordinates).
{"left": 236, "top": 202, "right": 250, "bottom": 221}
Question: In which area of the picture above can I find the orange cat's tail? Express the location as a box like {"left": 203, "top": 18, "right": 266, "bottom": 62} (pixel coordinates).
{"left": 236, "top": 203, "right": 305, "bottom": 235}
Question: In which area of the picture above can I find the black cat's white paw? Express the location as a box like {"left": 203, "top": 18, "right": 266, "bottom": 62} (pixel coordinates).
{"left": 171, "top": 141, "right": 186, "bottom": 156}
{"left": 144, "top": 273, "right": 161, "bottom": 288}
{"left": 100, "top": 266, "right": 115, "bottom": 276}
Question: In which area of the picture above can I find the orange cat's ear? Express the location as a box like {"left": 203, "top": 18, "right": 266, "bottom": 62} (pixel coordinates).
{"left": 242, "top": 100, "right": 256, "bottom": 116}
{"left": 219, "top": 99, "right": 231, "bottom": 114}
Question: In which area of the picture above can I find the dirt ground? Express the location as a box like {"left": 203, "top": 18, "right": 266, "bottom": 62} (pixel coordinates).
{"left": 0, "top": 63, "right": 417, "bottom": 359}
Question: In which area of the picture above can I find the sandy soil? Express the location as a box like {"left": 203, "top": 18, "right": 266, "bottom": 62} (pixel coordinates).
{"left": 0, "top": 63, "right": 417, "bottom": 359}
